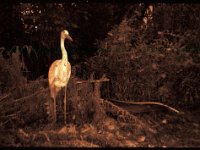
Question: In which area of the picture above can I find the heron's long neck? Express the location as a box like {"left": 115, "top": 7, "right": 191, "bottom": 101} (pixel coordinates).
{"left": 61, "top": 38, "right": 68, "bottom": 61}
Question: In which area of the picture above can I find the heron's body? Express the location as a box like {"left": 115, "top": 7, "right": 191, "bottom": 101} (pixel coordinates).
{"left": 48, "top": 30, "right": 73, "bottom": 124}
{"left": 48, "top": 60, "right": 71, "bottom": 97}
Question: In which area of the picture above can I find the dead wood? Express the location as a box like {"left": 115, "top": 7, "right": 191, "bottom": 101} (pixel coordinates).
{"left": 109, "top": 99, "right": 180, "bottom": 114}
{"left": 0, "top": 88, "right": 50, "bottom": 128}
{"left": 0, "top": 93, "right": 12, "bottom": 103}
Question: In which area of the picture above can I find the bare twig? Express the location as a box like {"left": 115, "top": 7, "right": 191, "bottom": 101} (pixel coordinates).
{"left": 0, "top": 113, "right": 17, "bottom": 118}
{"left": 1, "top": 119, "right": 10, "bottom": 126}
{"left": 109, "top": 99, "right": 180, "bottom": 113}
{"left": 13, "top": 88, "right": 48, "bottom": 103}
{"left": 0, "top": 93, "right": 11, "bottom": 103}
{"left": 76, "top": 73, "right": 110, "bottom": 84}
{"left": 76, "top": 78, "right": 110, "bottom": 84}
{"left": 0, "top": 110, "right": 21, "bottom": 118}
{"left": 157, "top": 31, "right": 183, "bottom": 38}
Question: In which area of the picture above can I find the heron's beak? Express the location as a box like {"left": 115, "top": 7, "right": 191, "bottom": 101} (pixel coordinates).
{"left": 66, "top": 35, "right": 73, "bottom": 42}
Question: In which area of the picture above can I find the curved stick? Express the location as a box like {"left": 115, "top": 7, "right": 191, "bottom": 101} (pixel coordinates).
{"left": 109, "top": 99, "right": 180, "bottom": 113}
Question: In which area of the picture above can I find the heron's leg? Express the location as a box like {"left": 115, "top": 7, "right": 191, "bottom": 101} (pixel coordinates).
{"left": 53, "top": 97, "right": 57, "bottom": 123}
{"left": 64, "top": 86, "right": 67, "bottom": 124}
{"left": 49, "top": 97, "right": 53, "bottom": 120}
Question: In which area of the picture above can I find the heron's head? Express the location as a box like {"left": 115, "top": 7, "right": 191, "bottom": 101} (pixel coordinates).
{"left": 61, "top": 30, "right": 73, "bottom": 42}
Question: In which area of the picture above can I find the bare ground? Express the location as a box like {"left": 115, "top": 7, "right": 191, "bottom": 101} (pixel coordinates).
{"left": 0, "top": 78, "right": 199, "bottom": 148}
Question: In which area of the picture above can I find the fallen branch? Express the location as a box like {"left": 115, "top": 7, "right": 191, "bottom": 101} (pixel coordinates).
{"left": 99, "top": 98, "right": 137, "bottom": 121}
{"left": 0, "top": 93, "right": 11, "bottom": 103}
{"left": 0, "top": 113, "right": 17, "bottom": 118}
{"left": 109, "top": 99, "right": 180, "bottom": 114}
{"left": 13, "top": 88, "right": 48, "bottom": 103}
{"left": 76, "top": 78, "right": 109, "bottom": 84}
{"left": 99, "top": 98, "right": 156, "bottom": 133}
{"left": 76, "top": 74, "right": 110, "bottom": 84}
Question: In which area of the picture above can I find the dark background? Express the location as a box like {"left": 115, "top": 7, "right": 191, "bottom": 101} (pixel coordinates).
{"left": 0, "top": 2, "right": 129, "bottom": 79}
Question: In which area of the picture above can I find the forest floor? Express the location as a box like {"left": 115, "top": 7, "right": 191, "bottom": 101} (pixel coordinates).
{"left": 0, "top": 88, "right": 199, "bottom": 148}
